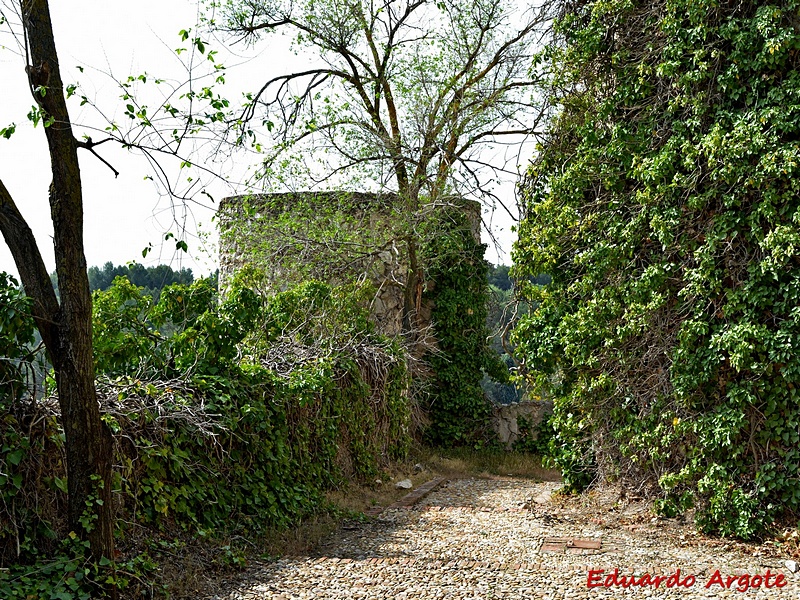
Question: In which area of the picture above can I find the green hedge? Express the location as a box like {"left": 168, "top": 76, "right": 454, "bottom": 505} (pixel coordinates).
{"left": 0, "top": 275, "right": 409, "bottom": 595}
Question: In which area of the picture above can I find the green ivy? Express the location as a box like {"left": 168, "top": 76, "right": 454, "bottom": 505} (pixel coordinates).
{"left": 0, "top": 274, "right": 410, "bottom": 595}
{"left": 93, "top": 277, "right": 410, "bottom": 532}
{"left": 422, "top": 205, "right": 507, "bottom": 446}
{"left": 514, "top": 0, "right": 800, "bottom": 537}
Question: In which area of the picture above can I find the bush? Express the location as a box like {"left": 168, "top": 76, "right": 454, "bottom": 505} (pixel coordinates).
{"left": 0, "top": 275, "right": 410, "bottom": 596}
{"left": 514, "top": 0, "right": 800, "bottom": 537}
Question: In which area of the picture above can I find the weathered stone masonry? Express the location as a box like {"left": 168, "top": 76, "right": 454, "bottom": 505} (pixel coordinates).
{"left": 218, "top": 191, "right": 481, "bottom": 337}
{"left": 218, "top": 192, "right": 547, "bottom": 441}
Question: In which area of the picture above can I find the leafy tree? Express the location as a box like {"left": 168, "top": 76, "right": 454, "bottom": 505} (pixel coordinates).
{"left": 487, "top": 263, "right": 512, "bottom": 291}
{"left": 86, "top": 261, "right": 195, "bottom": 302}
{"left": 207, "top": 0, "right": 549, "bottom": 442}
{"left": 206, "top": 0, "right": 549, "bottom": 337}
{"left": 514, "top": 0, "right": 800, "bottom": 537}
{"left": 0, "top": 1, "right": 219, "bottom": 570}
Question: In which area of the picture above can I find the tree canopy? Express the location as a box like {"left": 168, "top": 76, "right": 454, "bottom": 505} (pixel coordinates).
{"left": 208, "top": 0, "right": 548, "bottom": 211}
{"left": 87, "top": 261, "right": 195, "bottom": 296}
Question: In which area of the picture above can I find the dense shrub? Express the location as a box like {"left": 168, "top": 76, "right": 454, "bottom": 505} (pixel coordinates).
{"left": 0, "top": 273, "right": 36, "bottom": 405}
{"left": 514, "top": 0, "right": 800, "bottom": 537}
{"left": 0, "top": 275, "right": 410, "bottom": 593}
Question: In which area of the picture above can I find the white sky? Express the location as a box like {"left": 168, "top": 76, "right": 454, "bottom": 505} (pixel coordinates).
{"left": 0, "top": 1, "right": 519, "bottom": 281}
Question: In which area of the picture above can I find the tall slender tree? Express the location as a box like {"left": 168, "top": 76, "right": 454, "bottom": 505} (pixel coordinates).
{"left": 0, "top": 0, "right": 114, "bottom": 563}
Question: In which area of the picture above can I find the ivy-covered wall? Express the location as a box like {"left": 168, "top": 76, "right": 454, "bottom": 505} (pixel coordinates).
{"left": 218, "top": 192, "right": 500, "bottom": 446}
{"left": 0, "top": 276, "right": 411, "bottom": 573}
{"left": 219, "top": 192, "right": 403, "bottom": 335}
{"left": 421, "top": 205, "right": 508, "bottom": 445}
{"left": 513, "top": 0, "right": 800, "bottom": 538}
{"left": 218, "top": 192, "right": 481, "bottom": 338}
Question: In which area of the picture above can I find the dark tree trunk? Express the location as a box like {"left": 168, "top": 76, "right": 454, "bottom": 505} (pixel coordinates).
{"left": 0, "top": 0, "right": 115, "bottom": 569}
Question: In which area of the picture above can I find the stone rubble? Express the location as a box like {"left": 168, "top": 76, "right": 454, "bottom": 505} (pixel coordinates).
{"left": 208, "top": 478, "right": 798, "bottom": 599}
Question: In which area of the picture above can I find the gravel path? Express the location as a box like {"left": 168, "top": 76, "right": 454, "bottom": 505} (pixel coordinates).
{"left": 209, "top": 478, "right": 798, "bottom": 599}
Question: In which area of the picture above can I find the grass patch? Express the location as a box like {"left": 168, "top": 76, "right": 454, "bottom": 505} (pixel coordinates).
{"left": 416, "top": 446, "right": 561, "bottom": 480}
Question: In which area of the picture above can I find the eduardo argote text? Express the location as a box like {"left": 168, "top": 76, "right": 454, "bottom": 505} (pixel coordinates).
{"left": 587, "top": 568, "right": 787, "bottom": 592}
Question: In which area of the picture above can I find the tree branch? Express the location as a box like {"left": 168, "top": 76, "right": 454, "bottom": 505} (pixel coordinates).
{"left": 76, "top": 137, "right": 120, "bottom": 178}
{"left": 0, "top": 177, "right": 60, "bottom": 357}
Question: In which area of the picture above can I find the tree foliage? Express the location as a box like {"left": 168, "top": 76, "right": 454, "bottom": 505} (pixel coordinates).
{"left": 208, "top": 0, "right": 546, "bottom": 202}
{"left": 487, "top": 263, "right": 512, "bottom": 291}
{"left": 207, "top": 0, "right": 549, "bottom": 351}
{"left": 87, "top": 262, "right": 194, "bottom": 294}
{"left": 514, "top": 0, "right": 800, "bottom": 537}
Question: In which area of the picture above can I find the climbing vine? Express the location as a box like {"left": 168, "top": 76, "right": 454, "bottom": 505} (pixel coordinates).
{"left": 514, "top": 0, "right": 800, "bottom": 537}
{"left": 221, "top": 192, "right": 504, "bottom": 447}
{"left": 218, "top": 192, "right": 399, "bottom": 291}
{"left": 0, "top": 275, "right": 409, "bottom": 596}
{"left": 422, "top": 204, "right": 507, "bottom": 446}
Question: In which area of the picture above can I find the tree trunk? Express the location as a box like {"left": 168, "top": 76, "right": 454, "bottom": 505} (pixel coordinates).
{"left": 12, "top": 0, "right": 116, "bottom": 567}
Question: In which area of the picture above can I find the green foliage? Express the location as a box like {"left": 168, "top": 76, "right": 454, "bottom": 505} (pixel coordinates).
{"left": 219, "top": 192, "right": 397, "bottom": 291}
{"left": 487, "top": 264, "right": 512, "bottom": 291}
{"left": 92, "top": 276, "right": 158, "bottom": 375}
{"left": 86, "top": 261, "right": 194, "bottom": 300}
{"left": 422, "top": 206, "right": 506, "bottom": 446}
{"left": 1, "top": 273, "right": 409, "bottom": 592}
{"left": 0, "top": 273, "right": 35, "bottom": 405}
{"left": 0, "top": 536, "right": 157, "bottom": 599}
{"left": 514, "top": 0, "right": 800, "bottom": 537}
{"left": 91, "top": 276, "right": 409, "bottom": 531}
{"left": 122, "top": 370, "right": 317, "bottom": 531}
{"left": 512, "top": 413, "right": 555, "bottom": 456}
{"left": 256, "top": 279, "right": 375, "bottom": 346}
{"left": 48, "top": 262, "right": 197, "bottom": 303}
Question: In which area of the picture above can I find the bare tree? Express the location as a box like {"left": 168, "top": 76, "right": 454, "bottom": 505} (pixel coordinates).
{"left": 207, "top": 0, "right": 549, "bottom": 334}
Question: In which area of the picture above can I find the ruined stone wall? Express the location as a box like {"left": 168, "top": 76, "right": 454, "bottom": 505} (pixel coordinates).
{"left": 218, "top": 192, "right": 481, "bottom": 338}
{"left": 492, "top": 400, "right": 553, "bottom": 450}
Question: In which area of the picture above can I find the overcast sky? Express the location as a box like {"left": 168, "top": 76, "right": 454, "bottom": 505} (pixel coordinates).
{"left": 0, "top": 1, "right": 520, "bottom": 281}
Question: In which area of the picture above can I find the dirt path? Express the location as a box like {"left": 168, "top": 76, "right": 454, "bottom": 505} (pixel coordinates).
{"left": 208, "top": 478, "right": 798, "bottom": 599}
